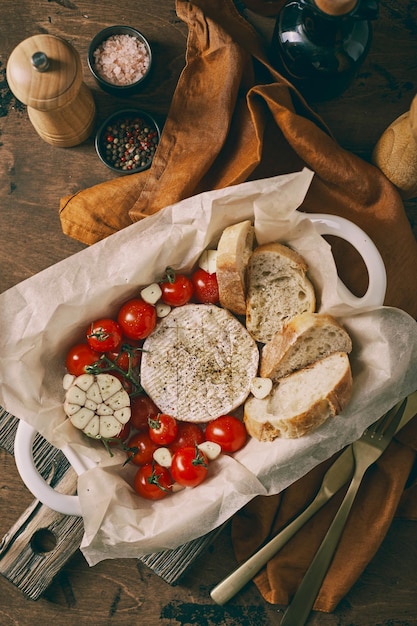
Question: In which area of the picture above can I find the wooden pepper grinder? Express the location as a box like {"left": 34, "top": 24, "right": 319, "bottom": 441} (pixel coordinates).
{"left": 6, "top": 34, "right": 96, "bottom": 147}
{"left": 372, "top": 95, "right": 417, "bottom": 199}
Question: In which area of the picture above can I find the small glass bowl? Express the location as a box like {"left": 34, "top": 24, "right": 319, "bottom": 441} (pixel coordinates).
{"left": 88, "top": 25, "right": 152, "bottom": 96}
{"left": 95, "top": 108, "right": 160, "bottom": 174}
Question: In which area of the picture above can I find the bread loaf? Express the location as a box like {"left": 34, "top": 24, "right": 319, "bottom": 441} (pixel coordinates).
{"left": 245, "top": 242, "right": 316, "bottom": 343}
{"left": 216, "top": 220, "right": 255, "bottom": 315}
{"left": 260, "top": 312, "right": 352, "bottom": 381}
{"left": 244, "top": 352, "right": 352, "bottom": 440}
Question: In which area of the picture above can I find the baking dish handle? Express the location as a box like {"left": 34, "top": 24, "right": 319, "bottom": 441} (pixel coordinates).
{"left": 309, "top": 213, "right": 387, "bottom": 308}
{"left": 14, "top": 419, "right": 87, "bottom": 516}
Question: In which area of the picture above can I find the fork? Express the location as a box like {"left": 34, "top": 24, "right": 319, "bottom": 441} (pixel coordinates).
{"left": 280, "top": 398, "right": 407, "bottom": 626}
{"left": 210, "top": 446, "right": 355, "bottom": 605}
{"left": 211, "top": 392, "right": 417, "bottom": 606}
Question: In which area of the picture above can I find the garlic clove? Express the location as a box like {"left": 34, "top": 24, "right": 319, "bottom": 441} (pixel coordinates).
{"left": 250, "top": 377, "right": 273, "bottom": 399}
{"left": 141, "top": 282, "right": 162, "bottom": 305}
{"left": 199, "top": 249, "right": 218, "bottom": 274}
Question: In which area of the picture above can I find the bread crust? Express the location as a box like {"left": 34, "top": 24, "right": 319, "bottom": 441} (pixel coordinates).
{"left": 244, "top": 352, "right": 352, "bottom": 440}
{"left": 260, "top": 312, "right": 353, "bottom": 381}
{"left": 250, "top": 241, "right": 309, "bottom": 269}
{"left": 216, "top": 220, "right": 255, "bottom": 315}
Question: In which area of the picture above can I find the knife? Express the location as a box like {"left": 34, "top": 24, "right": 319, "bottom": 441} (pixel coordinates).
{"left": 211, "top": 390, "right": 417, "bottom": 605}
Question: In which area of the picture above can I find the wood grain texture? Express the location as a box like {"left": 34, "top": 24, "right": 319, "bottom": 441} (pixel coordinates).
{"left": 0, "top": 409, "right": 83, "bottom": 600}
{"left": 0, "top": 410, "right": 224, "bottom": 595}
{"left": 0, "top": 470, "right": 83, "bottom": 600}
{"left": 0, "top": 1, "right": 417, "bottom": 624}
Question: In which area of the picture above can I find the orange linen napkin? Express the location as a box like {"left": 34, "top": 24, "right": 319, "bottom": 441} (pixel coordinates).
{"left": 232, "top": 417, "right": 417, "bottom": 611}
{"left": 59, "top": 0, "right": 417, "bottom": 611}
{"left": 60, "top": 0, "right": 417, "bottom": 317}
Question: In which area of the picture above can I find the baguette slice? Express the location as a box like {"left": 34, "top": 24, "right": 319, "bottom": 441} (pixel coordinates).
{"left": 246, "top": 242, "right": 316, "bottom": 343}
{"left": 216, "top": 220, "right": 255, "bottom": 315}
{"left": 244, "top": 352, "right": 352, "bottom": 440}
{"left": 260, "top": 312, "right": 352, "bottom": 381}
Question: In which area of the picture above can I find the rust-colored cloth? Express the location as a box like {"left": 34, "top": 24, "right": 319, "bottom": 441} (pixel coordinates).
{"left": 232, "top": 418, "right": 417, "bottom": 611}
{"left": 60, "top": 0, "right": 417, "bottom": 316}
{"left": 59, "top": 0, "right": 417, "bottom": 612}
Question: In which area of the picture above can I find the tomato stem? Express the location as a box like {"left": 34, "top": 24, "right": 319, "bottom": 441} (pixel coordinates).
{"left": 87, "top": 326, "right": 110, "bottom": 343}
{"left": 163, "top": 266, "right": 176, "bottom": 284}
{"left": 148, "top": 415, "right": 161, "bottom": 430}
{"left": 86, "top": 351, "right": 143, "bottom": 395}
{"left": 148, "top": 462, "right": 171, "bottom": 492}
{"left": 123, "top": 444, "right": 139, "bottom": 465}
{"left": 85, "top": 434, "right": 130, "bottom": 458}
{"left": 192, "top": 444, "right": 208, "bottom": 468}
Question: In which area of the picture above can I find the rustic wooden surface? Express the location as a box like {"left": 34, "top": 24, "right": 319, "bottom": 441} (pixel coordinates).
{"left": 1, "top": 1, "right": 417, "bottom": 624}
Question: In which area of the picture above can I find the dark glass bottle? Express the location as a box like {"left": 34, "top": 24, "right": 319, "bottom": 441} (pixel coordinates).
{"left": 271, "top": 0, "right": 378, "bottom": 101}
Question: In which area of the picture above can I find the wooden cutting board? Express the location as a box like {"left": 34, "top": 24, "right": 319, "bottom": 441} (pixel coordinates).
{"left": 0, "top": 407, "right": 220, "bottom": 599}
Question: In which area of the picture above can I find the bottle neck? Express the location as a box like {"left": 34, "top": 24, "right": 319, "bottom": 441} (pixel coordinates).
{"left": 299, "top": 0, "right": 379, "bottom": 21}
{"left": 298, "top": 2, "right": 356, "bottom": 44}
{"left": 313, "top": 0, "right": 358, "bottom": 16}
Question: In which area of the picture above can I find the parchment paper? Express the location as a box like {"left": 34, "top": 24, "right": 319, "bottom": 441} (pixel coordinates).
{"left": 1, "top": 169, "right": 417, "bottom": 566}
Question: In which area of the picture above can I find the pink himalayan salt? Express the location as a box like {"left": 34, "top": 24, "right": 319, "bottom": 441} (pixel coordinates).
{"left": 93, "top": 33, "right": 150, "bottom": 86}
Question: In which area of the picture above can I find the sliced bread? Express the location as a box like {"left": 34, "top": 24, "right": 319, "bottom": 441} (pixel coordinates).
{"left": 246, "top": 242, "right": 316, "bottom": 343}
{"left": 244, "top": 352, "right": 352, "bottom": 440}
{"left": 216, "top": 220, "right": 255, "bottom": 315}
{"left": 260, "top": 312, "right": 352, "bottom": 381}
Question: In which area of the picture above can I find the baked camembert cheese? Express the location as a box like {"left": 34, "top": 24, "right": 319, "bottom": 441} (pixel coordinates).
{"left": 140, "top": 303, "right": 259, "bottom": 422}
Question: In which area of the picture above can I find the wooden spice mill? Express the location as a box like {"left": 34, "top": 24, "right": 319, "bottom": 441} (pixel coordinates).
{"left": 7, "top": 34, "right": 96, "bottom": 148}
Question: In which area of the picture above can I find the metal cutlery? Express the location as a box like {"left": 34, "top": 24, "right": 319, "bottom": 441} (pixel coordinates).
{"left": 211, "top": 391, "right": 417, "bottom": 607}
{"left": 279, "top": 397, "right": 408, "bottom": 626}
{"left": 210, "top": 446, "right": 355, "bottom": 605}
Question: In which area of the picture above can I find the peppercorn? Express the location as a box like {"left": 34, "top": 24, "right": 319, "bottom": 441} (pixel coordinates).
{"left": 101, "top": 115, "right": 159, "bottom": 171}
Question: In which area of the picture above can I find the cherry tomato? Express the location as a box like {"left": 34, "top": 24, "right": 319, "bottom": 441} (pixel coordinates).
{"left": 65, "top": 343, "right": 102, "bottom": 376}
{"left": 117, "top": 298, "right": 157, "bottom": 340}
{"left": 160, "top": 269, "right": 194, "bottom": 307}
{"left": 170, "top": 445, "right": 209, "bottom": 488}
{"left": 133, "top": 462, "right": 172, "bottom": 500}
{"left": 170, "top": 422, "right": 205, "bottom": 453}
{"left": 148, "top": 413, "right": 178, "bottom": 446}
{"left": 130, "top": 394, "right": 160, "bottom": 431}
{"left": 127, "top": 431, "right": 158, "bottom": 466}
{"left": 106, "top": 345, "right": 141, "bottom": 372}
{"left": 86, "top": 318, "right": 123, "bottom": 353}
{"left": 191, "top": 268, "right": 219, "bottom": 304}
{"left": 205, "top": 415, "right": 247, "bottom": 453}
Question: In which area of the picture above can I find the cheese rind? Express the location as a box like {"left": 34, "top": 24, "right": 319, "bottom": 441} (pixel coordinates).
{"left": 140, "top": 304, "right": 259, "bottom": 422}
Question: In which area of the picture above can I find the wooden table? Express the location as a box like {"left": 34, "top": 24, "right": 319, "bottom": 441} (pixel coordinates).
{"left": 1, "top": 1, "right": 416, "bottom": 624}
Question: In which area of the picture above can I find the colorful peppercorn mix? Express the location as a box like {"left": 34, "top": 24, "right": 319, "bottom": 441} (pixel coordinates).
{"left": 102, "top": 115, "right": 159, "bottom": 171}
